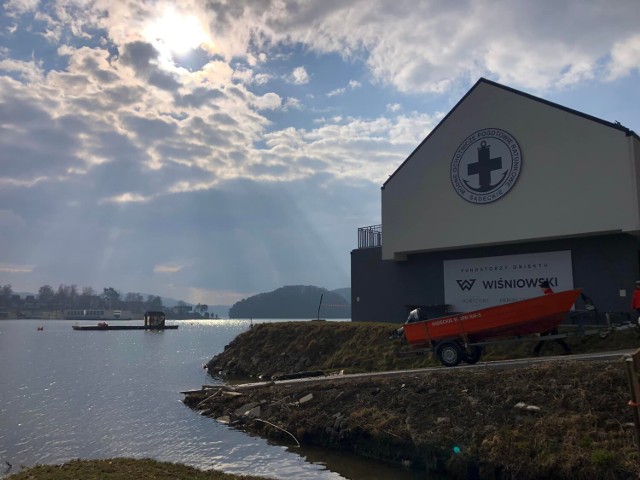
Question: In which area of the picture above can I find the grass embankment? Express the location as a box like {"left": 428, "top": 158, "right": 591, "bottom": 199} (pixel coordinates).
{"left": 206, "top": 321, "right": 640, "bottom": 378}
{"left": 192, "top": 321, "right": 640, "bottom": 479}
{"left": 7, "top": 458, "right": 274, "bottom": 480}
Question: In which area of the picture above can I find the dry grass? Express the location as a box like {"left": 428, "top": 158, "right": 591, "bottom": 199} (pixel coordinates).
{"left": 194, "top": 321, "right": 640, "bottom": 479}
{"left": 207, "top": 321, "right": 640, "bottom": 378}
{"left": 7, "top": 458, "right": 274, "bottom": 480}
{"left": 187, "top": 361, "right": 640, "bottom": 480}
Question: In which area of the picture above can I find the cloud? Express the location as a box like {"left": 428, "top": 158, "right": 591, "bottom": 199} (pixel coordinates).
{"left": 327, "top": 79, "right": 362, "bottom": 97}
{"left": 290, "top": 66, "right": 309, "bottom": 84}
{"left": 23, "top": 1, "right": 640, "bottom": 94}
{"left": 250, "top": 91, "right": 282, "bottom": 110}
{"left": 119, "top": 41, "right": 181, "bottom": 91}
{"left": 256, "top": 112, "right": 440, "bottom": 184}
{"left": 253, "top": 73, "right": 272, "bottom": 85}
{"left": 284, "top": 97, "right": 302, "bottom": 110}
{"left": 102, "top": 193, "right": 149, "bottom": 204}
{"left": 3, "top": 0, "right": 40, "bottom": 17}
{"left": 26, "top": 1, "right": 640, "bottom": 96}
{"left": 0, "top": 263, "right": 34, "bottom": 273}
{"left": 190, "top": 0, "right": 638, "bottom": 93}
{"left": 154, "top": 264, "right": 184, "bottom": 273}
{"left": 327, "top": 87, "right": 346, "bottom": 97}
{"left": 0, "top": 58, "right": 44, "bottom": 83}
{"left": 607, "top": 34, "right": 640, "bottom": 80}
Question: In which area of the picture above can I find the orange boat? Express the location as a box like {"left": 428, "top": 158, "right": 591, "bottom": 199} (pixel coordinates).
{"left": 402, "top": 288, "right": 582, "bottom": 366}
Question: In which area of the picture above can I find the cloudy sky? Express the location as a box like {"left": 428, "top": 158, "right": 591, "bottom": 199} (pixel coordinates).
{"left": 1, "top": 0, "right": 639, "bottom": 306}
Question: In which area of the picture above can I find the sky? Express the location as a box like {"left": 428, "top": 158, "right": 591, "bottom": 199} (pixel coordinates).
{"left": 1, "top": 0, "right": 640, "bottom": 306}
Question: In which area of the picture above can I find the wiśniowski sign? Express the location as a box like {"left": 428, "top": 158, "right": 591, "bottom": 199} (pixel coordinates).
{"left": 443, "top": 251, "right": 574, "bottom": 312}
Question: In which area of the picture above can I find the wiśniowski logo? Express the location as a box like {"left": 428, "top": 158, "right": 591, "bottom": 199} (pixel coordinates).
{"left": 456, "top": 279, "right": 476, "bottom": 291}
{"left": 451, "top": 128, "right": 522, "bottom": 204}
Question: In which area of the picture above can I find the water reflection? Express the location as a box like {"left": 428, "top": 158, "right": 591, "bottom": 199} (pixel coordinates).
{"left": 294, "top": 446, "right": 440, "bottom": 480}
{"left": 0, "top": 319, "right": 426, "bottom": 479}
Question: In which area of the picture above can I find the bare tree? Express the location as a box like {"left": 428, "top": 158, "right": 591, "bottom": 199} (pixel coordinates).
{"left": 38, "top": 285, "right": 55, "bottom": 307}
{"left": 0, "top": 284, "right": 13, "bottom": 307}
{"left": 103, "top": 287, "right": 121, "bottom": 309}
{"left": 146, "top": 295, "right": 163, "bottom": 311}
{"left": 124, "top": 292, "right": 144, "bottom": 313}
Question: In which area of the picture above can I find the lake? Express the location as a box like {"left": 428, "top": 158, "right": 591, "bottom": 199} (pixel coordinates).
{"left": 0, "top": 319, "right": 428, "bottom": 479}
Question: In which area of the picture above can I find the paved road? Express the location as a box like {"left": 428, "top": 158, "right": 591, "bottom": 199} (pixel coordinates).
{"left": 226, "top": 348, "right": 637, "bottom": 391}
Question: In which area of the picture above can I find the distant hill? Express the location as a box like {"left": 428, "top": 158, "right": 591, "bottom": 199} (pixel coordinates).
{"left": 331, "top": 288, "right": 351, "bottom": 304}
{"left": 159, "top": 299, "right": 229, "bottom": 318}
{"left": 229, "top": 285, "right": 351, "bottom": 319}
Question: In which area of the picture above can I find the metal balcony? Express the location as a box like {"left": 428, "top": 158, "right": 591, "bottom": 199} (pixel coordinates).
{"left": 357, "top": 224, "right": 382, "bottom": 248}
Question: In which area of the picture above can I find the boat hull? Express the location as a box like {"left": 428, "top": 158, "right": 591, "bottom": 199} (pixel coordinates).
{"left": 403, "top": 289, "right": 582, "bottom": 346}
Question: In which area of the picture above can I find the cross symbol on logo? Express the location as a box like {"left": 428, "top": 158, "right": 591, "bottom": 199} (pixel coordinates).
{"left": 466, "top": 141, "right": 503, "bottom": 193}
{"left": 450, "top": 128, "right": 522, "bottom": 204}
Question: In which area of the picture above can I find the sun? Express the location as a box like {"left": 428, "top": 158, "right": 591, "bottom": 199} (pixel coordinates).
{"left": 145, "top": 6, "right": 210, "bottom": 56}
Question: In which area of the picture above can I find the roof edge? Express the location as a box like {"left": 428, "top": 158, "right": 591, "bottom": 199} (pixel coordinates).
{"left": 382, "top": 77, "right": 486, "bottom": 189}
{"left": 382, "top": 77, "right": 639, "bottom": 189}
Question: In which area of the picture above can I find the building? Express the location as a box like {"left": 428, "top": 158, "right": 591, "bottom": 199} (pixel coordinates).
{"left": 351, "top": 78, "right": 640, "bottom": 323}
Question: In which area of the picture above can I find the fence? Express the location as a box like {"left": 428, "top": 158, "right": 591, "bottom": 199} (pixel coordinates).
{"left": 357, "top": 224, "right": 382, "bottom": 249}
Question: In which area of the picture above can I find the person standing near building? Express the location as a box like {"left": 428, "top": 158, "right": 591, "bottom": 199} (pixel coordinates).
{"left": 406, "top": 307, "right": 421, "bottom": 323}
{"left": 390, "top": 307, "right": 421, "bottom": 339}
{"left": 632, "top": 281, "right": 640, "bottom": 324}
{"left": 533, "top": 280, "right": 571, "bottom": 356}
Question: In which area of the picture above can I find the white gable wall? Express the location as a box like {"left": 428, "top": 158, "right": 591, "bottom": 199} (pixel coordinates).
{"left": 382, "top": 81, "right": 640, "bottom": 261}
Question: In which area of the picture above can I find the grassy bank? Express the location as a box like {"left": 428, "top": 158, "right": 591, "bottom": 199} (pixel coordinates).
{"left": 192, "top": 321, "right": 640, "bottom": 479}
{"left": 188, "top": 360, "right": 639, "bottom": 480}
{"left": 6, "top": 458, "right": 275, "bottom": 480}
{"left": 206, "top": 321, "right": 640, "bottom": 378}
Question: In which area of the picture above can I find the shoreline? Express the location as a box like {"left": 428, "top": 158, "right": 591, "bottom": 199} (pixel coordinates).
{"left": 185, "top": 360, "right": 639, "bottom": 479}
{"left": 184, "top": 321, "right": 640, "bottom": 479}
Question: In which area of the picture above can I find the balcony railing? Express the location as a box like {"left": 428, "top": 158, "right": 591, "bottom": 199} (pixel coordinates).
{"left": 357, "top": 224, "right": 382, "bottom": 249}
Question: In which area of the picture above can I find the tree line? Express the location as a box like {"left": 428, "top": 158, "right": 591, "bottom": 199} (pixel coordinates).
{"left": 0, "top": 283, "right": 207, "bottom": 316}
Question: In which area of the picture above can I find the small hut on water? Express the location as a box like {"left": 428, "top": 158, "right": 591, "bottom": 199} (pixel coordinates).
{"left": 144, "top": 311, "right": 166, "bottom": 328}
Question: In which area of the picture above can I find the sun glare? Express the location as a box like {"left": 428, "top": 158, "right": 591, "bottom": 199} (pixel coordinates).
{"left": 145, "top": 7, "right": 210, "bottom": 55}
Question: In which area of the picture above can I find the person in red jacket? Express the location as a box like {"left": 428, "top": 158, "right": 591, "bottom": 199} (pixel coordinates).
{"left": 632, "top": 281, "right": 640, "bottom": 323}
{"left": 533, "top": 280, "right": 571, "bottom": 356}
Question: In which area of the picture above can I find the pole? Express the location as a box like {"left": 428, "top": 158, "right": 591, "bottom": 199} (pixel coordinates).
{"left": 317, "top": 294, "right": 323, "bottom": 321}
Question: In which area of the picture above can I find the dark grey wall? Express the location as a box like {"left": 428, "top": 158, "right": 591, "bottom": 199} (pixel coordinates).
{"left": 351, "top": 233, "right": 640, "bottom": 323}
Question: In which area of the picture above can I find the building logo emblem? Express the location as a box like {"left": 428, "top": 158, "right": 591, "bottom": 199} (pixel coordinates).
{"left": 450, "top": 128, "right": 522, "bottom": 204}
{"left": 456, "top": 279, "right": 476, "bottom": 291}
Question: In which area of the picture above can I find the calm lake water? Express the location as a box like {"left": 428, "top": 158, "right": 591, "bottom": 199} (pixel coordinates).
{"left": 0, "top": 319, "right": 429, "bottom": 479}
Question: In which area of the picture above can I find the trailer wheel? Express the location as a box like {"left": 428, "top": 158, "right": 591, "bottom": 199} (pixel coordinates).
{"left": 437, "top": 342, "right": 462, "bottom": 367}
{"left": 462, "top": 346, "right": 482, "bottom": 364}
